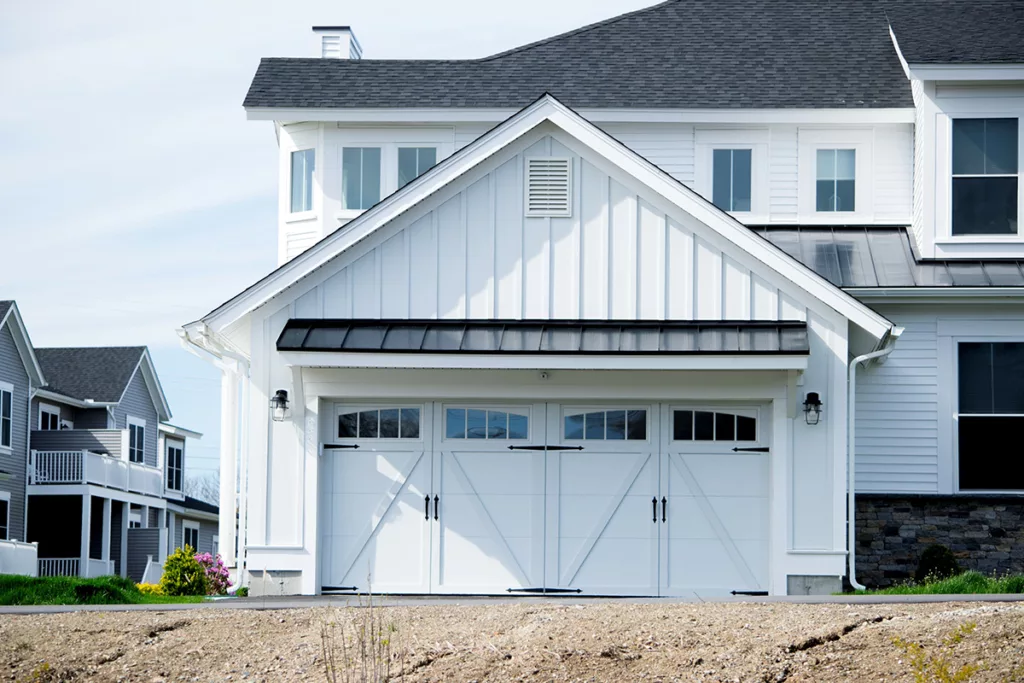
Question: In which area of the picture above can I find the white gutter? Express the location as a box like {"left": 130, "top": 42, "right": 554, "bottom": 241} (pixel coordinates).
{"left": 847, "top": 326, "right": 904, "bottom": 590}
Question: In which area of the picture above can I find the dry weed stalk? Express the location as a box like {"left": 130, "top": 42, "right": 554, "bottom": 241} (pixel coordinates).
{"left": 319, "top": 589, "right": 402, "bottom": 683}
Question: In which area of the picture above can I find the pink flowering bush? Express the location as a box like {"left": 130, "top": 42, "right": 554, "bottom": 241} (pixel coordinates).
{"left": 194, "top": 552, "right": 231, "bottom": 595}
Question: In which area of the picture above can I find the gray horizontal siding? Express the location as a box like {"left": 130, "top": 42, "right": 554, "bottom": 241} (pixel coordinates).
{"left": 113, "top": 370, "right": 158, "bottom": 468}
{"left": 126, "top": 527, "right": 160, "bottom": 583}
{"left": 855, "top": 313, "right": 939, "bottom": 493}
{"left": 31, "top": 429, "right": 123, "bottom": 458}
{"left": 0, "top": 321, "right": 29, "bottom": 541}
{"left": 174, "top": 515, "right": 217, "bottom": 556}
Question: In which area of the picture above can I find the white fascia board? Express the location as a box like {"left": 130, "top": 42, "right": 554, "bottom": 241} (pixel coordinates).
{"left": 0, "top": 304, "right": 45, "bottom": 387}
{"left": 245, "top": 106, "right": 915, "bottom": 125}
{"left": 278, "top": 352, "right": 809, "bottom": 371}
{"left": 907, "top": 64, "right": 1024, "bottom": 82}
{"left": 159, "top": 423, "right": 203, "bottom": 440}
{"left": 211, "top": 94, "right": 893, "bottom": 343}
{"left": 33, "top": 389, "right": 118, "bottom": 410}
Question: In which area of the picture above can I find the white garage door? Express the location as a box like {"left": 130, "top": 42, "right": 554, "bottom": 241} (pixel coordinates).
{"left": 320, "top": 402, "right": 770, "bottom": 596}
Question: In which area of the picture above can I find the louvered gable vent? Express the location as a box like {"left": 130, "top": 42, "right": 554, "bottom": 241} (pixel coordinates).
{"left": 525, "top": 157, "right": 572, "bottom": 217}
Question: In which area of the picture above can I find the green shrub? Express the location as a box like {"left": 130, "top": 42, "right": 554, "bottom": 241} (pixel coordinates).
{"left": 160, "top": 545, "right": 209, "bottom": 596}
{"left": 916, "top": 544, "right": 961, "bottom": 583}
{"left": 235, "top": 586, "right": 249, "bottom": 597}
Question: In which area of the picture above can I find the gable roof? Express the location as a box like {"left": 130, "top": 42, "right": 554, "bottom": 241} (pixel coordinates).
{"left": 0, "top": 301, "right": 46, "bottom": 387}
{"left": 34, "top": 346, "right": 172, "bottom": 420}
{"left": 244, "top": 0, "right": 913, "bottom": 111}
{"left": 191, "top": 94, "right": 895, "bottom": 347}
{"left": 887, "top": 1, "right": 1024, "bottom": 65}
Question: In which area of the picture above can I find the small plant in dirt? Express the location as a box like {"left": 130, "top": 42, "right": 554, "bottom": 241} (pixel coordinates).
{"left": 195, "top": 552, "right": 231, "bottom": 595}
{"left": 233, "top": 585, "right": 249, "bottom": 597}
{"left": 893, "top": 622, "right": 983, "bottom": 683}
{"left": 319, "top": 592, "right": 404, "bottom": 683}
{"left": 916, "top": 544, "right": 962, "bottom": 583}
{"left": 160, "top": 545, "right": 209, "bottom": 596}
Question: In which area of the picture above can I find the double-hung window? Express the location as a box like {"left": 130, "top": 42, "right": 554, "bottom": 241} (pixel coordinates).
{"left": 957, "top": 342, "right": 1024, "bottom": 490}
{"left": 127, "top": 417, "right": 146, "bottom": 464}
{"left": 183, "top": 522, "right": 200, "bottom": 551}
{"left": 341, "top": 147, "right": 382, "bottom": 210}
{"left": 712, "top": 149, "right": 752, "bottom": 212}
{"left": 398, "top": 147, "right": 437, "bottom": 189}
{"left": 816, "top": 149, "right": 856, "bottom": 212}
{"left": 951, "top": 118, "right": 1018, "bottom": 236}
{"left": 39, "top": 404, "right": 60, "bottom": 430}
{"left": 0, "top": 383, "right": 12, "bottom": 449}
{"left": 166, "top": 443, "right": 183, "bottom": 492}
{"left": 290, "top": 149, "right": 315, "bottom": 213}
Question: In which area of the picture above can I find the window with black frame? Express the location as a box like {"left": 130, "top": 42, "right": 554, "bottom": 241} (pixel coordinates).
{"left": 951, "top": 118, "right": 1018, "bottom": 236}
{"left": 958, "top": 342, "right": 1024, "bottom": 490}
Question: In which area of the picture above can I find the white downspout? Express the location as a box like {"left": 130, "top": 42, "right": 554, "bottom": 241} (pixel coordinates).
{"left": 847, "top": 326, "right": 903, "bottom": 590}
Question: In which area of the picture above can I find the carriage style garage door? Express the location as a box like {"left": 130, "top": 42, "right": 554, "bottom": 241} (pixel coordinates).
{"left": 319, "top": 402, "right": 769, "bottom": 597}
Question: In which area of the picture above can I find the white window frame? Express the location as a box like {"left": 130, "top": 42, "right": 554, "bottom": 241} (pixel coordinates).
{"left": 280, "top": 123, "right": 319, "bottom": 225}
{"left": 668, "top": 404, "right": 764, "bottom": 452}
{"left": 165, "top": 440, "right": 184, "bottom": 492}
{"left": 0, "top": 490, "right": 10, "bottom": 540}
{"left": 289, "top": 148, "right": 316, "bottom": 216}
{"left": 695, "top": 129, "right": 770, "bottom": 222}
{"left": 442, "top": 404, "right": 533, "bottom": 442}
{"left": 561, "top": 405, "right": 652, "bottom": 443}
{"left": 335, "top": 404, "right": 426, "bottom": 442}
{"left": 0, "top": 381, "right": 13, "bottom": 452}
{"left": 128, "top": 509, "right": 142, "bottom": 529}
{"left": 332, "top": 129, "right": 454, "bottom": 222}
{"left": 127, "top": 416, "right": 146, "bottom": 464}
{"left": 182, "top": 520, "right": 200, "bottom": 551}
{"left": 39, "top": 402, "right": 61, "bottom": 431}
{"left": 941, "top": 114, "right": 1022, "bottom": 242}
{"left": 397, "top": 146, "right": 439, "bottom": 189}
{"left": 797, "top": 128, "right": 873, "bottom": 224}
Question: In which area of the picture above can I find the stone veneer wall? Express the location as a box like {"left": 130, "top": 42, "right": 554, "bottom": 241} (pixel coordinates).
{"left": 856, "top": 494, "right": 1024, "bottom": 588}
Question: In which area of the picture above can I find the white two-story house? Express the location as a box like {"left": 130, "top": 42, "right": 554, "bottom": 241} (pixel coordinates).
{"left": 183, "top": 0, "right": 1024, "bottom": 596}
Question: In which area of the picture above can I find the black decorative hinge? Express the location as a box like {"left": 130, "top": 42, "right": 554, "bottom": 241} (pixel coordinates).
{"left": 732, "top": 446, "right": 769, "bottom": 453}
{"left": 506, "top": 587, "right": 583, "bottom": 594}
{"left": 730, "top": 590, "right": 769, "bottom": 596}
{"left": 323, "top": 444, "right": 360, "bottom": 450}
{"left": 322, "top": 585, "right": 358, "bottom": 593}
{"left": 507, "top": 445, "right": 585, "bottom": 451}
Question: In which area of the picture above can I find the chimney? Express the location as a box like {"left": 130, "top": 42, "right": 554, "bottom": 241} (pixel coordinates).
{"left": 312, "top": 26, "right": 362, "bottom": 59}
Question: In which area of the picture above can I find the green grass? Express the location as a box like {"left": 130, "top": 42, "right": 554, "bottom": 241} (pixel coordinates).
{"left": 853, "top": 570, "right": 1024, "bottom": 596}
{"left": 0, "top": 574, "right": 206, "bottom": 606}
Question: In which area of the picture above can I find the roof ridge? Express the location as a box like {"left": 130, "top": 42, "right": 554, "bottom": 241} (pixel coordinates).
{"left": 35, "top": 345, "right": 146, "bottom": 351}
{"left": 476, "top": 0, "right": 680, "bottom": 63}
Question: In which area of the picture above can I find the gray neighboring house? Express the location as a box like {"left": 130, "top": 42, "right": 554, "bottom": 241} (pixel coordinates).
{"left": 0, "top": 301, "right": 218, "bottom": 581}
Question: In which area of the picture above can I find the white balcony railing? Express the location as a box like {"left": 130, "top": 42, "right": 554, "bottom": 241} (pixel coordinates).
{"left": 38, "top": 558, "right": 80, "bottom": 577}
{"left": 30, "top": 450, "right": 163, "bottom": 497}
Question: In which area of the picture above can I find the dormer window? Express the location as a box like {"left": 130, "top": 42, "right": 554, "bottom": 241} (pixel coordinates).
{"left": 816, "top": 149, "right": 856, "bottom": 212}
{"left": 952, "top": 118, "right": 1018, "bottom": 236}
{"left": 342, "top": 147, "right": 382, "bottom": 210}
{"left": 290, "top": 149, "right": 315, "bottom": 214}
{"left": 166, "top": 442, "right": 183, "bottom": 492}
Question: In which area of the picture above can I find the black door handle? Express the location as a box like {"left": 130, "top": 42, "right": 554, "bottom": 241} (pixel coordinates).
{"left": 661, "top": 497, "right": 667, "bottom": 523}
{"left": 424, "top": 495, "right": 430, "bottom": 520}
{"left": 652, "top": 497, "right": 657, "bottom": 523}
{"left": 433, "top": 495, "right": 439, "bottom": 521}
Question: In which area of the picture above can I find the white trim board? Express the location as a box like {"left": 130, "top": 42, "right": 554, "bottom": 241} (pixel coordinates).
{"left": 192, "top": 95, "right": 894, "bottom": 345}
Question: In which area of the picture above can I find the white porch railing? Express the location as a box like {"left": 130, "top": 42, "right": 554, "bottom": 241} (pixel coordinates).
{"left": 38, "top": 558, "right": 80, "bottom": 577}
{"left": 85, "top": 558, "right": 115, "bottom": 578}
{"left": 0, "top": 539, "right": 38, "bottom": 576}
{"left": 30, "top": 450, "right": 163, "bottom": 496}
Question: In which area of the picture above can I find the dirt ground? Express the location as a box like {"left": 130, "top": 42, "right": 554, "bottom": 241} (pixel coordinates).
{"left": 2, "top": 601, "right": 1024, "bottom": 682}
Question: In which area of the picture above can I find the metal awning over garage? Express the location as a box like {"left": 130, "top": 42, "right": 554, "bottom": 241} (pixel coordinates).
{"left": 277, "top": 319, "right": 809, "bottom": 355}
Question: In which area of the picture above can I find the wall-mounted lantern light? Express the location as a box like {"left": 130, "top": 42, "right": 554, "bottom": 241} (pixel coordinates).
{"left": 270, "top": 389, "right": 290, "bottom": 422}
{"left": 803, "top": 392, "right": 823, "bottom": 425}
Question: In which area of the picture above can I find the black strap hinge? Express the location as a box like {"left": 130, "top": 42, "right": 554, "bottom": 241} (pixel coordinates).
{"left": 506, "top": 587, "right": 583, "bottom": 594}
{"left": 732, "top": 447, "right": 769, "bottom": 453}
{"left": 730, "top": 590, "right": 769, "bottom": 596}
{"left": 507, "top": 445, "right": 585, "bottom": 451}
{"left": 322, "top": 585, "right": 358, "bottom": 593}
{"left": 323, "top": 444, "right": 360, "bottom": 450}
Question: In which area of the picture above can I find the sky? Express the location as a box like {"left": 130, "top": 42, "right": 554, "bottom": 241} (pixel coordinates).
{"left": 0, "top": 0, "right": 656, "bottom": 480}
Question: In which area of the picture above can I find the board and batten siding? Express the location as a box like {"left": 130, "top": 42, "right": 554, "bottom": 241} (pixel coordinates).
{"left": 287, "top": 134, "right": 808, "bottom": 323}
{"left": 112, "top": 369, "right": 159, "bottom": 468}
{"left": 855, "top": 311, "right": 939, "bottom": 493}
{"left": 0, "top": 322, "right": 28, "bottom": 540}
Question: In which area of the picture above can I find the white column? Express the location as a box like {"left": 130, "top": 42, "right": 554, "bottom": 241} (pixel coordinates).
{"left": 140, "top": 505, "right": 150, "bottom": 528}
{"left": 80, "top": 493, "right": 91, "bottom": 577}
{"left": 100, "top": 498, "right": 112, "bottom": 565}
{"left": 219, "top": 367, "right": 239, "bottom": 565}
{"left": 167, "top": 510, "right": 176, "bottom": 556}
{"left": 119, "top": 502, "right": 129, "bottom": 578}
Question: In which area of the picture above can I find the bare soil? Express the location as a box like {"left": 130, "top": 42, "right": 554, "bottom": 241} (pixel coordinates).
{"left": 2, "top": 601, "right": 1024, "bottom": 682}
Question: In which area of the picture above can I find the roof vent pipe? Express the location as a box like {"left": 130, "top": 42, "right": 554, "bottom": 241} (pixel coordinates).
{"left": 312, "top": 26, "right": 362, "bottom": 59}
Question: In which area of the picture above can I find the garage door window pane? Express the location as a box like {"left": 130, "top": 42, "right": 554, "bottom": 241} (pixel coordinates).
{"left": 446, "top": 409, "right": 466, "bottom": 438}
{"left": 508, "top": 413, "right": 528, "bottom": 439}
{"left": 338, "top": 412, "right": 357, "bottom": 438}
{"left": 674, "top": 410, "right": 693, "bottom": 440}
{"left": 627, "top": 410, "right": 647, "bottom": 440}
{"left": 447, "top": 408, "right": 529, "bottom": 440}
{"left": 487, "top": 411, "right": 507, "bottom": 438}
{"left": 467, "top": 409, "right": 487, "bottom": 439}
{"left": 565, "top": 413, "right": 584, "bottom": 440}
{"left": 715, "top": 412, "right": 735, "bottom": 441}
{"left": 339, "top": 408, "right": 421, "bottom": 439}
{"left": 565, "top": 409, "right": 647, "bottom": 440}
{"left": 358, "top": 411, "right": 378, "bottom": 439}
{"left": 737, "top": 415, "right": 757, "bottom": 441}
{"left": 677, "top": 409, "right": 757, "bottom": 442}
{"left": 379, "top": 409, "right": 400, "bottom": 438}
{"left": 400, "top": 409, "right": 420, "bottom": 439}
{"left": 585, "top": 412, "right": 605, "bottom": 439}
{"left": 606, "top": 410, "right": 626, "bottom": 440}
{"left": 694, "top": 411, "right": 715, "bottom": 440}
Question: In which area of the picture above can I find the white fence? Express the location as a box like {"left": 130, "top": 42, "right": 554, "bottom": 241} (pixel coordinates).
{"left": 0, "top": 539, "right": 38, "bottom": 576}
{"left": 38, "top": 558, "right": 80, "bottom": 577}
{"left": 30, "top": 450, "right": 162, "bottom": 496}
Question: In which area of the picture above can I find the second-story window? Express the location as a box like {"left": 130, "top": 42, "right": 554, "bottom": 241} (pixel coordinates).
{"left": 712, "top": 149, "right": 752, "bottom": 212}
{"left": 952, "top": 118, "right": 1018, "bottom": 236}
{"left": 398, "top": 147, "right": 437, "bottom": 189}
{"left": 816, "top": 149, "right": 856, "bottom": 212}
{"left": 342, "top": 147, "right": 382, "bottom": 210}
{"left": 166, "top": 443, "right": 183, "bottom": 491}
{"left": 128, "top": 418, "right": 145, "bottom": 464}
{"left": 39, "top": 404, "right": 60, "bottom": 430}
{"left": 290, "top": 149, "right": 315, "bottom": 213}
{"left": 0, "top": 384, "right": 12, "bottom": 449}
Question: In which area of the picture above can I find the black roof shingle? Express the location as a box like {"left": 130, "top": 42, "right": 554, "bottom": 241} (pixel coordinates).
{"left": 35, "top": 347, "right": 146, "bottom": 403}
{"left": 0, "top": 301, "right": 13, "bottom": 321}
{"left": 245, "top": 0, "right": 913, "bottom": 110}
{"left": 887, "top": 0, "right": 1024, "bottom": 65}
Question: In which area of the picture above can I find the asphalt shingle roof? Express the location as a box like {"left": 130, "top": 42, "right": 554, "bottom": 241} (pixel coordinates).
{"left": 0, "top": 301, "right": 12, "bottom": 321}
{"left": 35, "top": 347, "right": 146, "bottom": 403}
{"left": 244, "top": 0, "right": 913, "bottom": 110}
{"left": 887, "top": 0, "right": 1024, "bottom": 64}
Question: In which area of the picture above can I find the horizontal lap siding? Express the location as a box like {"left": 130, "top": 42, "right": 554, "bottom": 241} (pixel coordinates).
{"left": 0, "top": 323, "right": 28, "bottom": 540}
{"left": 113, "top": 371, "right": 159, "bottom": 468}
{"left": 855, "top": 317, "right": 939, "bottom": 493}
{"left": 126, "top": 527, "right": 160, "bottom": 583}
{"left": 769, "top": 127, "right": 799, "bottom": 221}
{"left": 31, "top": 430, "right": 123, "bottom": 457}
{"left": 599, "top": 124, "right": 694, "bottom": 185}
{"left": 874, "top": 125, "right": 914, "bottom": 223}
